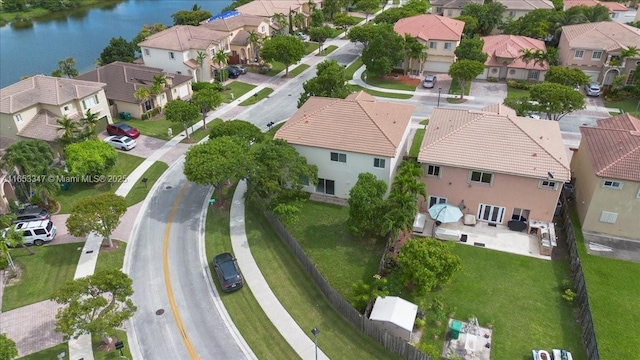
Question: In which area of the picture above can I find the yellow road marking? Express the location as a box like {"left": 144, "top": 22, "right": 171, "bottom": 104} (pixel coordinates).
{"left": 163, "top": 183, "right": 199, "bottom": 359}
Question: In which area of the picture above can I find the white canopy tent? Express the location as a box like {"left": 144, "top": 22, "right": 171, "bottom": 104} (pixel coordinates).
{"left": 369, "top": 296, "right": 418, "bottom": 342}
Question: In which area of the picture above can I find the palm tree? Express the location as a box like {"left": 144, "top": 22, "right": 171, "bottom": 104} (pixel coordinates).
{"left": 519, "top": 48, "right": 536, "bottom": 68}
{"left": 151, "top": 74, "right": 167, "bottom": 95}
{"left": 56, "top": 116, "right": 79, "bottom": 146}
{"left": 621, "top": 46, "right": 639, "bottom": 62}
{"left": 133, "top": 86, "right": 152, "bottom": 113}
{"left": 293, "top": 12, "right": 305, "bottom": 31}
{"left": 213, "top": 49, "right": 229, "bottom": 83}
{"left": 403, "top": 35, "right": 425, "bottom": 75}
{"left": 272, "top": 13, "right": 288, "bottom": 34}
{"left": 78, "top": 109, "right": 99, "bottom": 140}
{"left": 34, "top": 167, "right": 61, "bottom": 207}
{"left": 195, "top": 51, "right": 207, "bottom": 81}
{"left": 248, "top": 30, "right": 262, "bottom": 62}
{"left": 416, "top": 51, "right": 428, "bottom": 76}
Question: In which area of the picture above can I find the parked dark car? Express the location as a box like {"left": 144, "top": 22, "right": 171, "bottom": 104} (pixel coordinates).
{"left": 213, "top": 252, "right": 243, "bottom": 292}
{"left": 227, "top": 67, "right": 241, "bottom": 79}
{"left": 107, "top": 122, "right": 140, "bottom": 139}
{"left": 13, "top": 205, "right": 51, "bottom": 224}
{"left": 229, "top": 64, "right": 248, "bottom": 74}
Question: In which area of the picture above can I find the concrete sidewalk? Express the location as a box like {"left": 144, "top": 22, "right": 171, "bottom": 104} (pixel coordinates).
{"left": 230, "top": 181, "right": 329, "bottom": 360}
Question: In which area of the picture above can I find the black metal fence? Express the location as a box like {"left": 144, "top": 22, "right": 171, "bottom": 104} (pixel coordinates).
{"left": 558, "top": 195, "right": 600, "bottom": 360}
{"left": 259, "top": 205, "right": 431, "bottom": 360}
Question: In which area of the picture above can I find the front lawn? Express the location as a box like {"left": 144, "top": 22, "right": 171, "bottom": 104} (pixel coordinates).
{"left": 409, "top": 128, "right": 425, "bottom": 157}
{"left": 344, "top": 59, "right": 363, "bottom": 80}
{"left": 506, "top": 87, "right": 530, "bottom": 99}
{"left": 18, "top": 343, "right": 68, "bottom": 360}
{"left": 316, "top": 45, "right": 338, "bottom": 56}
{"left": 603, "top": 98, "right": 640, "bottom": 117}
{"left": 124, "top": 118, "right": 196, "bottom": 141}
{"left": 449, "top": 78, "right": 471, "bottom": 96}
{"left": 239, "top": 87, "right": 274, "bottom": 106}
{"left": 2, "top": 243, "right": 82, "bottom": 311}
{"left": 221, "top": 81, "right": 256, "bottom": 103}
{"left": 410, "top": 244, "right": 585, "bottom": 360}
{"left": 92, "top": 330, "right": 132, "bottom": 360}
{"left": 364, "top": 75, "right": 417, "bottom": 91}
{"left": 284, "top": 201, "right": 387, "bottom": 298}
{"left": 94, "top": 240, "right": 126, "bottom": 273}
{"left": 180, "top": 118, "right": 223, "bottom": 144}
{"left": 264, "top": 123, "right": 285, "bottom": 140}
{"left": 305, "top": 42, "right": 319, "bottom": 54}
{"left": 265, "top": 61, "right": 286, "bottom": 76}
{"left": 350, "top": 85, "right": 413, "bottom": 99}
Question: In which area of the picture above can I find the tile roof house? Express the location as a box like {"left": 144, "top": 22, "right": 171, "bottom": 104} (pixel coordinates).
{"left": 0, "top": 75, "right": 112, "bottom": 144}
{"left": 563, "top": 0, "right": 632, "bottom": 23}
{"left": 496, "top": 0, "right": 554, "bottom": 21}
{"left": 274, "top": 91, "right": 415, "bottom": 199}
{"left": 138, "top": 25, "right": 230, "bottom": 83}
{"left": 570, "top": 114, "right": 640, "bottom": 243}
{"left": 558, "top": 21, "right": 640, "bottom": 85}
{"left": 418, "top": 105, "right": 570, "bottom": 225}
{"left": 75, "top": 62, "right": 193, "bottom": 119}
{"left": 394, "top": 14, "right": 465, "bottom": 74}
{"left": 430, "top": 0, "right": 483, "bottom": 18}
{"left": 200, "top": 13, "right": 271, "bottom": 64}
{"left": 479, "top": 35, "right": 548, "bottom": 81}
{"left": 236, "top": 0, "right": 323, "bottom": 32}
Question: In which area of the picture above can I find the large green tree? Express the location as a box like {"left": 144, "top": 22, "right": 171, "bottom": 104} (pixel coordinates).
{"left": 66, "top": 193, "right": 127, "bottom": 248}
{"left": 322, "top": 0, "right": 343, "bottom": 20}
{"left": 1, "top": 139, "right": 57, "bottom": 202}
{"left": 51, "top": 269, "right": 136, "bottom": 345}
{"left": 64, "top": 139, "right": 117, "bottom": 178}
{"left": 0, "top": 333, "right": 18, "bottom": 360}
{"left": 454, "top": 36, "right": 488, "bottom": 63}
{"left": 183, "top": 136, "right": 252, "bottom": 204}
{"left": 51, "top": 57, "right": 79, "bottom": 78}
{"left": 208, "top": 120, "right": 263, "bottom": 145}
{"left": 397, "top": 238, "right": 462, "bottom": 295}
{"left": 448, "top": 60, "right": 485, "bottom": 99}
{"left": 544, "top": 66, "right": 591, "bottom": 87}
{"left": 360, "top": 24, "right": 404, "bottom": 77}
{"left": 501, "top": 9, "right": 561, "bottom": 39}
{"left": 132, "top": 23, "right": 167, "bottom": 49}
{"left": 348, "top": 173, "right": 388, "bottom": 238}
{"left": 171, "top": 9, "right": 212, "bottom": 26}
{"left": 190, "top": 87, "right": 222, "bottom": 129}
{"left": 308, "top": 25, "right": 334, "bottom": 52}
{"left": 461, "top": 2, "right": 506, "bottom": 35}
{"left": 347, "top": 23, "right": 377, "bottom": 46}
{"left": 333, "top": 13, "right": 359, "bottom": 31}
{"left": 356, "top": 0, "right": 379, "bottom": 22}
{"left": 97, "top": 37, "right": 137, "bottom": 66}
{"left": 382, "top": 161, "right": 426, "bottom": 241}
{"left": 260, "top": 35, "right": 306, "bottom": 77}
{"left": 164, "top": 99, "right": 200, "bottom": 139}
{"left": 529, "top": 82, "right": 585, "bottom": 121}
{"left": 298, "top": 59, "right": 351, "bottom": 107}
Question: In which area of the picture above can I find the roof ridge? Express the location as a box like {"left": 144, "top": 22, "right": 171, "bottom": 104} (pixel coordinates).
{"left": 358, "top": 100, "right": 395, "bottom": 148}
{"left": 509, "top": 116, "right": 570, "bottom": 173}
{"left": 423, "top": 109, "right": 482, "bottom": 150}
{"left": 596, "top": 145, "right": 640, "bottom": 176}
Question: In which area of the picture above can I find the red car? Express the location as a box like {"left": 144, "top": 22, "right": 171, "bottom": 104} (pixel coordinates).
{"left": 107, "top": 122, "right": 140, "bottom": 139}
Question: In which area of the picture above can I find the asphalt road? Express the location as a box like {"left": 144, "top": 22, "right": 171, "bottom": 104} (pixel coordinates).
{"left": 127, "top": 160, "right": 251, "bottom": 360}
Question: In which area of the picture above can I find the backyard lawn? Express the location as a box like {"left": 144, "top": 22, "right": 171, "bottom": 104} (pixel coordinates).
{"left": 409, "top": 128, "right": 425, "bottom": 157}
{"left": 2, "top": 243, "right": 82, "bottom": 311}
{"left": 603, "top": 98, "right": 640, "bottom": 117}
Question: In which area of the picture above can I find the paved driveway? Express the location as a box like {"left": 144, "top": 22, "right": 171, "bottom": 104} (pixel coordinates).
{"left": 470, "top": 81, "right": 508, "bottom": 103}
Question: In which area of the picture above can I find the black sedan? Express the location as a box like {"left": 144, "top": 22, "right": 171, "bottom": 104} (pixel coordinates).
{"left": 213, "top": 253, "right": 244, "bottom": 292}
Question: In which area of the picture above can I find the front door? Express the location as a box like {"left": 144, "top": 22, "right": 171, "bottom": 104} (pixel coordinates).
{"left": 478, "top": 203, "right": 505, "bottom": 224}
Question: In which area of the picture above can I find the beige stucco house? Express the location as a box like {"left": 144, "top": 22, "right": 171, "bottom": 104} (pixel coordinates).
{"left": 274, "top": 91, "right": 415, "bottom": 199}
{"left": 236, "top": 0, "right": 323, "bottom": 32}
{"left": 0, "top": 75, "right": 112, "bottom": 144}
{"left": 558, "top": 21, "right": 640, "bottom": 85}
{"left": 570, "top": 114, "right": 640, "bottom": 243}
{"left": 200, "top": 13, "right": 271, "bottom": 64}
{"left": 430, "top": 0, "right": 483, "bottom": 18}
{"left": 564, "top": 0, "right": 633, "bottom": 23}
{"left": 394, "top": 14, "right": 465, "bottom": 74}
{"left": 418, "top": 104, "right": 570, "bottom": 225}
{"left": 138, "top": 25, "right": 230, "bottom": 83}
{"left": 76, "top": 62, "right": 193, "bottom": 119}
{"left": 479, "top": 35, "right": 547, "bottom": 81}
{"left": 496, "top": 0, "right": 554, "bottom": 21}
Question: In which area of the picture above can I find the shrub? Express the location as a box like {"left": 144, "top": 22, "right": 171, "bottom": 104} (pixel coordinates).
{"left": 141, "top": 106, "right": 162, "bottom": 120}
{"left": 487, "top": 77, "right": 499, "bottom": 82}
{"left": 507, "top": 79, "right": 531, "bottom": 90}
{"left": 417, "top": 343, "right": 440, "bottom": 358}
{"left": 414, "top": 318, "right": 426, "bottom": 329}
{"left": 0, "top": 255, "right": 9, "bottom": 270}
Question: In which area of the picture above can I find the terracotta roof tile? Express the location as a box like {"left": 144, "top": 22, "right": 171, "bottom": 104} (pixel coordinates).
{"left": 564, "top": 0, "right": 627, "bottom": 12}
{"left": 394, "top": 14, "right": 464, "bottom": 42}
{"left": 430, "top": 0, "right": 483, "bottom": 8}
{"left": 418, "top": 107, "right": 570, "bottom": 180}
{"left": 482, "top": 35, "right": 548, "bottom": 70}
{"left": 138, "top": 25, "right": 227, "bottom": 51}
{"left": 496, "top": 0, "right": 554, "bottom": 10}
{"left": 274, "top": 92, "right": 415, "bottom": 157}
{"left": 200, "top": 14, "right": 266, "bottom": 30}
{"left": 580, "top": 114, "right": 640, "bottom": 182}
{"left": 482, "top": 103, "right": 518, "bottom": 116}
{"left": 237, "top": 0, "right": 321, "bottom": 17}
{"left": 561, "top": 22, "right": 640, "bottom": 51}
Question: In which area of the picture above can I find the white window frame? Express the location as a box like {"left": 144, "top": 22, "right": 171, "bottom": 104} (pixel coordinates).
{"left": 602, "top": 180, "right": 622, "bottom": 189}
{"left": 426, "top": 164, "right": 441, "bottom": 177}
{"left": 511, "top": 208, "right": 530, "bottom": 222}
{"left": 444, "top": 42, "right": 452, "bottom": 51}
{"left": 81, "top": 94, "right": 99, "bottom": 110}
{"left": 169, "top": 52, "right": 175, "bottom": 60}
{"left": 469, "top": 170, "right": 493, "bottom": 185}
{"left": 539, "top": 180, "right": 557, "bottom": 190}
{"left": 528, "top": 70, "right": 540, "bottom": 80}
{"left": 373, "top": 158, "right": 386, "bottom": 169}
{"left": 591, "top": 51, "right": 603, "bottom": 60}
{"left": 478, "top": 203, "right": 505, "bottom": 224}
{"left": 435, "top": 6, "right": 442, "bottom": 13}
{"left": 428, "top": 196, "right": 447, "bottom": 209}
{"left": 261, "top": 25, "right": 266, "bottom": 33}
{"left": 330, "top": 152, "right": 347, "bottom": 163}
{"left": 574, "top": 50, "right": 584, "bottom": 59}
{"left": 14, "top": 113, "right": 23, "bottom": 122}
{"left": 144, "top": 48, "right": 150, "bottom": 56}
{"left": 316, "top": 178, "right": 335, "bottom": 195}
{"left": 599, "top": 211, "right": 618, "bottom": 224}
{"left": 447, "top": 9, "right": 453, "bottom": 16}
{"left": 429, "top": 41, "right": 437, "bottom": 49}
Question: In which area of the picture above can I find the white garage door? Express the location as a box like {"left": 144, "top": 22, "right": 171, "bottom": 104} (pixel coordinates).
{"left": 179, "top": 85, "right": 189, "bottom": 98}
{"left": 583, "top": 71, "right": 600, "bottom": 83}
{"left": 425, "top": 61, "right": 451, "bottom": 73}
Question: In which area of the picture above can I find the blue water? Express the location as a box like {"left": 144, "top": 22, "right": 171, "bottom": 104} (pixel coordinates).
{"left": 0, "top": 0, "right": 232, "bottom": 88}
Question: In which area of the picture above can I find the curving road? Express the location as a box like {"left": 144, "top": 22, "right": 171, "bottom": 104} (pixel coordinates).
{"left": 125, "top": 160, "right": 254, "bottom": 360}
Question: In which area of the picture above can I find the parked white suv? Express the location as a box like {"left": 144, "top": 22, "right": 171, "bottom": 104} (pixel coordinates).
{"left": 12, "top": 220, "right": 57, "bottom": 246}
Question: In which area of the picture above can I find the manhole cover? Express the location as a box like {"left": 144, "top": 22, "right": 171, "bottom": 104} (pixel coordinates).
{"left": 165, "top": 186, "right": 172, "bottom": 190}
{"left": 156, "top": 309, "right": 164, "bottom": 315}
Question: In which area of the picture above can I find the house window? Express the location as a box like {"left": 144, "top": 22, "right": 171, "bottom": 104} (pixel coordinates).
{"left": 261, "top": 25, "right": 266, "bottom": 33}
{"left": 509, "top": 11, "right": 516, "bottom": 17}
{"left": 81, "top": 94, "right": 99, "bottom": 110}
{"left": 373, "top": 158, "right": 386, "bottom": 168}
{"left": 470, "top": 170, "right": 493, "bottom": 184}
{"left": 539, "top": 180, "right": 557, "bottom": 190}
{"left": 144, "top": 49, "right": 150, "bottom": 56}
{"left": 63, "top": 105, "right": 69, "bottom": 112}
{"left": 435, "top": 6, "right": 442, "bottom": 13}
{"left": 574, "top": 50, "right": 584, "bottom": 59}
{"left": 528, "top": 70, "right": 539, "bottom": 80}
{"left": 627, "top": 70, "right": 636, "bottom": 85}
{"left": 299, "top": 175, "right": 309, "bottom": 186}
{"left": 316, "top": 178, "right": 335, "bottom": 195}
{"left": 444, "top": 42, "right": 452, "bottom": 51}
{"left": 169, "top": 52, "right": 175, "bottom": 59}
{"left": 330, "top": 152, "right": 346, "bottom": 163}
{"left": 599, "top": 211, "right": 618, "bottom": 224}
{"left": 447, "top": 9, "right": 453, "bottom": 16}
{"left": 426, "top": 164, "right": 441, "bottom": 177}
{"left": 429, "top": 41, "right": 437, "bottom": 49}
{"left": 14, "top": 114, "right": 23, "bottom": 122}
{"left": 591, "top": 51, "right": 602, "bottom": 60}
{"left": 603, "top": 180, "right": 622, "bottom": 189}
{"left": 143, "top": 100, "right": 153, "bottom": 112}
{"left": 610, "top": 12, "right": 619, "bottom": 18}
{"left": 428, "top": 196, "right": 447, "bottom": 209}
{"left": 211, "top": 48, "right": 216, "bottom": 56}
{"left": 511, "top": 208, "right": 530, "bottom": 222}
{"left": 478, "top": 203, "right": 505, "bottom": 223}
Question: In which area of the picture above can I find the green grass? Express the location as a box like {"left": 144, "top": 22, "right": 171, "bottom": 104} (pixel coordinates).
{"left": 245, "top": 204, "right": 400, "bottom": 360}
{"left": 240, "top": 87, "right": 274, "bottom": 106}
{"left": 288, "top": 64, "right": 310, "bottom": 77}
{"left": 124, "top": 118, "right": 197, "bottom": 141}
{"left": 18, "top": 343, "right": 68, "bottom": 359}
{"left": 419, "top": 118, "right": 429, "bottom": 125}
{"left": 409, "top": 244, "right": 585, "bottom": 360}
{"left": 265, "top": 61, "right": 286, "bottom": 76}
{"left": 203, "top": 185, "right": 298, "bottom": 360}
{"left": 344, "top": 59, "right": 363, "bottom": 80}
{"left": 124, "top": 161, "right": 169, "bottom": 206}
{"left": 305, "top": 42, "right": 319, "bottom": 54}
{"left": 92, "top": 330, "right": 131, "bottom": 360}
{"left": 603, "top": 98, "right": 640, "bottom": 117}
{"left": 329, "top": 27, "right": 344, "bottom": 38}
{"left": 221, "top": 81, "right": 256, "bottom": 103}
{"left": 2, "top": 243, "right": 82, "bottom": 311}
{"left": 569, "top": 208, "right": 640, "bottom": 359}
{"left": 350, "top": 85, "right": 413, "bottom": 99}
{"left": 449, "top": 78, "right": 471, "bottom": 96}
{"left": 316, "top": 45, "right": 338, "bottom": 56}
{"left": 364, "top": 75, "right": 417, "bottom": 91}
{"left": 180, "top": 118, "right": 223, "bottom": 144}
{"left": 506, "top": 87, "right": 530, "bottom": 99}
{"left": 284, "top": 201, "right": 386, "bottom": 298}
{"left": 264, "top": 123, "right": 285, "bottom": 140}
{"left": 94, "top": 240, "right": 126, "bottom": 273}
{"left": 56, "top": 152, "right": 144, "bottom": 214}
{"left": 409, "top": 128, "right": 425, "bottom": 157}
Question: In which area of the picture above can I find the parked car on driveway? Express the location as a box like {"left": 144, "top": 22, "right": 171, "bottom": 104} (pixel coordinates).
{"left": 107, "top": 122, "right": 140, "bottom": 139}
{"left": 104, "top": 135, "right": 137, "bottom": 151}
{"left": 423, "top": 75, "right": 437, "bottom": 89}
{"left": 229, "top": 65, "right": 247, "bottom": 74}
{"left": 584, "top": 82, "right": 601, "bottom": 97}
{"left": 12, "top": 205, "right": 50, "bottom": 223}
{"left": 213, "top": 252, "right": 243, "bottom": 292}
{"left": 7, "top": 220, "right": 57, "bottom": 246}
{"left": 227, "top": 67, "right": 241, "bottom": 79}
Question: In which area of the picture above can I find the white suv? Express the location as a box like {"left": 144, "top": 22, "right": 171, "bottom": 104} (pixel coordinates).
{"left": 13, "top": 220, "right": 57, "bottom": 246}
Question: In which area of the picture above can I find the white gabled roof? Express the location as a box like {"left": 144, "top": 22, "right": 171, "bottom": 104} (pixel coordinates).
{"left": 369, "top": 296, "right": 418, "bottom": 332}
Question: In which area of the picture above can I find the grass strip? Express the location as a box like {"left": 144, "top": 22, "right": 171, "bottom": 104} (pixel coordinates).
{"left": 316, "top": 45, "right": 338, "bottom": 56}
{"left": 409, "top": 128, "right": 425, "bottom": 157}
{"left": 288, "top": 64, "right": 310, "bottom": 77}
{"left": 94, "top": 240, "right": 126, "bottom": 273}
{"left": 124, "top": 161, "right": 169, "bottom": 206}
{"left": 350, "top": 85, "right": 413, "bottom": 99}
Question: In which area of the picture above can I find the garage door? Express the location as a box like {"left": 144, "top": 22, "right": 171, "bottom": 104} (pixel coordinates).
{"left": 425, "top": 61, "right": 451, "bottom": 73}
{"left": 179, "top": 85, "right": 189, "bottom": 99}
{"left": 583, "top": 71, "right": 600, "bottom": 83}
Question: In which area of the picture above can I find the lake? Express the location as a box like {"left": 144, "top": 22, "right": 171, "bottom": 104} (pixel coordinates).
{"left": 0, "top": 0, "right": 232, "bottom": 88}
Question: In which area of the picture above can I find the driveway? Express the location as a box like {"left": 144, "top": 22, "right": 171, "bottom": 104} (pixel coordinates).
{"left": 413, "top": 74, "right": 451, "bottom": 97}
{"left": 470, "top": 81, "right": 507, "bottom": 103}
